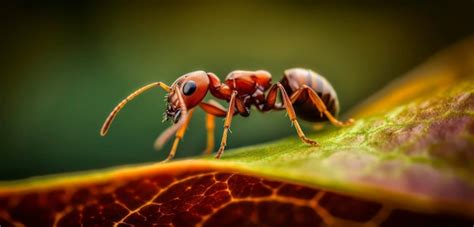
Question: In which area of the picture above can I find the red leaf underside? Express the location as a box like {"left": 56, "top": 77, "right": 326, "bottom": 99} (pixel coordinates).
{"left": 0, "top": 168, "right": 471, "bottom": 227}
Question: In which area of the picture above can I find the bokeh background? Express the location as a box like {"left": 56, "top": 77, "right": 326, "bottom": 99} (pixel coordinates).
{"left": 1, "top": 1, "right": 472, "bottom": 180}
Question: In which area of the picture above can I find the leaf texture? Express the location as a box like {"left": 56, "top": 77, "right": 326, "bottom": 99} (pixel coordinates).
{"left": 1, "top": 37, "right": 474, "bottom": 226}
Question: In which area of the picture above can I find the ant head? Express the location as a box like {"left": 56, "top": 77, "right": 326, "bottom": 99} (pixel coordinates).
{"left": 165, "top": 71, "right": 210, "bottom": 123}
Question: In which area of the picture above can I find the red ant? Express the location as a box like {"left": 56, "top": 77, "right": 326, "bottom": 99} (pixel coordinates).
{"left": 100, "top": 68, "right": 354, "bottom": 161}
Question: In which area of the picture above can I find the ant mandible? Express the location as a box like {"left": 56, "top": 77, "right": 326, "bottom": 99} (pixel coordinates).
{"left": 100, "top": 68, "right": 354, "bottom": 162}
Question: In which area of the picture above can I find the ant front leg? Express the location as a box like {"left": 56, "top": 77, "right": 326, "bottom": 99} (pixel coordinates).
{"left": 158, "top": 109, "right": 195, "bottom": 162}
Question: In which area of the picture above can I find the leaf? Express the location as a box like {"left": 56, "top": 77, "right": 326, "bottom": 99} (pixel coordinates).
{"left": 1, "top": 38, "right": 474, "bottom": 227}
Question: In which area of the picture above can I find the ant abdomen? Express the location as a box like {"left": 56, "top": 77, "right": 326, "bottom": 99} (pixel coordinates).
{"left": 280, "top": 68, "right": 340, "bottom": 122}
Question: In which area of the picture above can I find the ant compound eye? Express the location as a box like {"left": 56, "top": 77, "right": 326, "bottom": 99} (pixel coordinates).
{"left": 182, "top": 80, "right": 197, "bottom": 96}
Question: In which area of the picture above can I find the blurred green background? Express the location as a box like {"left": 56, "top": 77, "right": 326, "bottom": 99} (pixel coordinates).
{"left": 1, "top": 1, "right": 472, "bottom": 180}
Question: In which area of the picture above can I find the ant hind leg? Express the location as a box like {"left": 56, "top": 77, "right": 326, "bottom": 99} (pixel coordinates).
{"left": 304, "top": 85, "right": 354, "bottom": 127}
{"left": 276, "top": 83, "right": 319, "bottom": 146}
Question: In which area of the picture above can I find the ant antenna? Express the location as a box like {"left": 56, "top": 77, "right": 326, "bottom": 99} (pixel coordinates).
{"left": 100, "top": 82, "right": 171, "bottom": 136}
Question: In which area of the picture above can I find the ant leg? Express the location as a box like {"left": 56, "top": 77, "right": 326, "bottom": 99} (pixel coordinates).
{"left": 263, "top": 84, "right": 284, "bottom": 110}
{"left": 204, "top": 114, "right": 215, "bottom": 155}
{"left": 265, "top": 84, "right": 304, "bottom": 110}
{"left": 288, "top": 87, "right": 325, "bottom": 130}
{"left": 215, "top": 91, "right": 237, "bottom": 159}
{"left": 154, "top": 88, "right": 189, "bottom": 150}
{"left": 161, "top": 109, "right": 195, "bottom": 162}
{"left": 289, "top": 87, "right": 306, "bottom": 104}
{"left": 100, "top": 82, "right": 171, "bottom": 136}
{"left": 200, "top": 100, "right": 227, "bottom": 155}
{"left": 304, "top": 85, "right": 354, "bottom": 127}
{"left": 276, "top": 83, "right": 319, "bottom": 146}
{"left": 199, "top": 100, "right": 228, "bottom": 116}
